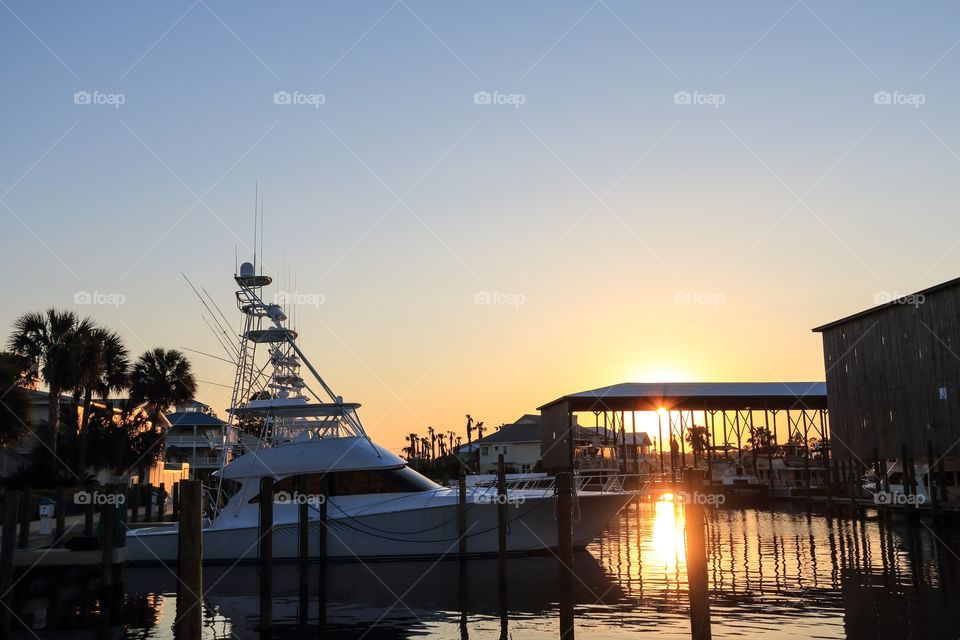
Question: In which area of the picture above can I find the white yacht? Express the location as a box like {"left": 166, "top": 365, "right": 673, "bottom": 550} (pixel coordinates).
{"left": 126, "top": 262, "right": 630, "bottom": 562}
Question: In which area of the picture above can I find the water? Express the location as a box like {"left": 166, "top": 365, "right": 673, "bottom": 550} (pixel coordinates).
{"left": 12, "top": 501, "right": 960, "bottom": 638}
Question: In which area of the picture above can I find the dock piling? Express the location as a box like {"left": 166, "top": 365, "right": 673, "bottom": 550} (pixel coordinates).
{"left": 259, "top": 476, "right": 274, "bottom": 633}
{"left": 458, "top": 475, "right": 467, "bottom": 559}
{"left": 683, "top": 469, "right": 712, "bottom": 640}
{"left": 55, "top": 486, "right": 66, "bottom": 546}
{"left": 556, "top": 472, "right": 575, "bottom": 640}
{"left": 17, "top": 487, "right": 31, "bottom": 549}
{"left": 1, "top": 490, "right": 20, "bottom": 637}
{"left": 176, "top": 480, "right": 202, "bottom": 640}
{"left": 100, "top": 496, "right": 116, "bottom": 587}
{"left": 318, "top": 475, "right": 329, "bottom": 627}
{"left": 497, "top": 453, "right": 507, "bottom": 575}
{"left": 171, "top": 481, "right": 180, "bottom": 523}
{"left": 297, "top": 475, "right": 309, "bottom": 625}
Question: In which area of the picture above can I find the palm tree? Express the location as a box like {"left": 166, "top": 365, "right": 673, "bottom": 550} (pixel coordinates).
{"left": 7, "top": 309, "right": 94, "bottom": 461}
{"left": 75, "top": 328, "right": 129, "bottom": 473}
{"left": 0, "top": 352, "right": 31, "bottom": 449}
{"left": 129, "top": 348, "right": 197, "bottom": 430}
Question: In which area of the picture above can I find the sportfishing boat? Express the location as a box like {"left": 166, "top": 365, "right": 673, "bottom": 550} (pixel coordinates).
{"left": 126, "top": 262, "right": 630, "bottom": 563}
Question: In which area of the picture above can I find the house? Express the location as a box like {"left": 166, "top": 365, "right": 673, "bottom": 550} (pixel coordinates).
{"left": 475, "top": 414, "right": 595, "bottom": 474}
{"left": 164, "top": 401, "right": 228, "bottom": 480}
{"left": 0, "top": 389, "right": 175, "bottom": 487}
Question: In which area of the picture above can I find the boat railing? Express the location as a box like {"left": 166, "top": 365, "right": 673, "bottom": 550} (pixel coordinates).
{"left": 468, "top": 473, "right": 624, "bottom": 499}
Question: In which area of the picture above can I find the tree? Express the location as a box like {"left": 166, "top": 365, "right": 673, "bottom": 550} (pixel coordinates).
{"left": 129, "top": 348, "right": 197, "bottom": 430}
{"left": 685, "top": 425, "right": 710, "bottom": 466}
{"left": 7, "top": 309, "right": 94, "bottom": 462}
{"left": 0, "top": 352, "right": 31, "bottom": 449}
{"left": 74, "top": 327, "right": 129, "bottom": 473}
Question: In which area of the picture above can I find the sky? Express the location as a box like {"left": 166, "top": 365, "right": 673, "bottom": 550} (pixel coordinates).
{"left": 2, "top": 1, "right": 960, "bottom": 453}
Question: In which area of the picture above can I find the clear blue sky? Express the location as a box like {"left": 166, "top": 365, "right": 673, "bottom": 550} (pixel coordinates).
{"left": 3, "top": 1, "right": 960, "bottom": 451}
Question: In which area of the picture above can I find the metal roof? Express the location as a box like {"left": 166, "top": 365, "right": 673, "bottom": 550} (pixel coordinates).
{"left": 166, "top": 411, "right": 226, "bottom": 427}
{"left": 812, "top": 275, "right": 960, "bottom": 332}
{"left": 538, "top": 381, "right": 827, "bottom": 412}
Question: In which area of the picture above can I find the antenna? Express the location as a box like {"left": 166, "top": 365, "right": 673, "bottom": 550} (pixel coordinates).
{"left": 253, "top": 182, "right": 258, "bottom": 273}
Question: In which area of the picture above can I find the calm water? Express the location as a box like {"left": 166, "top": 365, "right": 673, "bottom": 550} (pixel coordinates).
{"left": 13, "top": 501, "right": 960, "bottom": 639}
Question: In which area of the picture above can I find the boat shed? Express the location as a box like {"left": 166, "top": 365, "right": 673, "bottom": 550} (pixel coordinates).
{"left": 538, "top": 382, "right": 827, "bottom": 472}
{"left": 813, "top": 276, "right": 960, "bottom": 462}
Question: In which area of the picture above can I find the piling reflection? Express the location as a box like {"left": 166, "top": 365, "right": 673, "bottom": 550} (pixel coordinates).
{"left": 10, "top": 502, "right": 960, "bottom": 638}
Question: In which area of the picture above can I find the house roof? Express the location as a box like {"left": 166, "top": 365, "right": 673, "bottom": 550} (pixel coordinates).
{"left": 812, "top": 275, "right": 960, "bottom": 332}
{"left": 166, "top": 411, "right": 226, "bottom": 427}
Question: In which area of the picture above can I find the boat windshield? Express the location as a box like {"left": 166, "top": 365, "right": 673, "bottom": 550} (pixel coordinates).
{"left": 250, "top": 466, "right": 440, "bottom": 501}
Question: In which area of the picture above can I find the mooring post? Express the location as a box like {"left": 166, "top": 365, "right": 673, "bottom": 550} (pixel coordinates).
{"left": 100, "top": 497, "right": 116, "bottom": 587}
{"left": 297, "top": 475, "right": 309, "bottom": 624}
{"left": 259, "top": 476, "right": 274, "bottom": 632}
{"left": 497, "top": 453, "right": 507, "bottom": 579}
{"left": 84, "top": 491, "right": 94, "bottom": 536}
{"left": 1, "top": 490, "right": 20, "bottom": 637}
{"left": 318, "top": 475, "right": 329, "bottom": 627}
{"left": 130, "top": 485, "right": 140, "bottom": 524}
{"left": 684, "top": 469, "right": 712, "bottom": 640}
{"left": 927, "top": 441, "right": 939, "bottom": 517}
{"left": 172, "top": 481, "right": 180, "bottom": 523}
{"left": 17, "top": 486, "right": 31, "bottom": 549}
{"left": 458, "top": 475, "right": 467, "bottom": 559}
{"left": 557, "top": 472, "right": 573, "bottom": 567}
{"left": 176, "top": 480, "right": 202, "bottom": 640}
{"left": 55, "top": 486, "right": 66, "bottom": 546}
{"left": 556, "top": 471, "right": 574, "bottom": 640}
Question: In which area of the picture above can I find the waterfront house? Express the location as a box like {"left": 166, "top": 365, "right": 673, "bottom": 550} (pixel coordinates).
{"left": 164, "top": 401, "right": 228, "bottom": 481}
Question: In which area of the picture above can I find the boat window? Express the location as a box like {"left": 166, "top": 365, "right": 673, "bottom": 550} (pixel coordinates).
{"left": 249, "top": 466, "right": 439, "bottom": 502}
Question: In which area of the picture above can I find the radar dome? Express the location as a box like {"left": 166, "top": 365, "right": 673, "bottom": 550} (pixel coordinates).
{"left": 239, "top": 262, "right": 255, "bottom": 277}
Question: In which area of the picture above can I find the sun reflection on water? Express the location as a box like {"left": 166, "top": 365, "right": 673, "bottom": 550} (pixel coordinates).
{"left": 651, "top": 495, "right": 686, "bottom": 572}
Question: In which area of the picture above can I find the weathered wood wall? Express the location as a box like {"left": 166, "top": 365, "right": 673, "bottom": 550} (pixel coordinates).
{"left": 819, "top": 286, "right": 960, "bottom": 459}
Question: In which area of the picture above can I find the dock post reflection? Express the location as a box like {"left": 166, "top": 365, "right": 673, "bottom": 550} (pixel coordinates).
{"left": 683, "top": 469, "right": 712, "bottom": 640}
{"left": 175, "top": 480, "right": 202, "bottom": 640}
{"left": 557, "top": 471, "right": 575, "bottom": 640}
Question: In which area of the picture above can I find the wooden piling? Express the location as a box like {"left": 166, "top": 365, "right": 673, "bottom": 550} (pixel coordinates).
{"left": 55, "top": 486, "right": 66, "bottom": 546}
{"left": 556, "top": 472, "right": 573, "bottom": 569}
{"left": 927, "top": 441, "right": 939, "bottom": 516}
{"left": 171, "top": 481, "right": 180, "bottom": 523}
{"left": 17, "top": 487, "right": 31, "bottom": 549}
{"left": 176, "top": 480, "right": 202, "bottom": 640}
{"left": 297, "top": 475, "right": 309, "bottom": 621}
{"left": 497, "top": 454, "right": 507, "bottom": 578}
{"left": 130, "top": 485, "right": 140, "bottom": 524}
{"left": 1, "top": 490, "right": 20, "bottom": 637}
{"left": 100, "top": 497, "right": 115, "bottom": 587}
{"left": 458, "top": 475, "right": 467, "bottom": 558}
{"left": 259, "top": 476, "right": 274, "bottom": 632}
{"left": 318, "top": 475, "right": 329, "bottom": 627}
{"left": 683, "top": 469, "right": 712, "bottom": 640}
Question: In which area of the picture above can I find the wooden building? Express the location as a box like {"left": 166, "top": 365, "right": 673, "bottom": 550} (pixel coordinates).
{"left": 813, "top": 277, "right": 960, "bottom": 461}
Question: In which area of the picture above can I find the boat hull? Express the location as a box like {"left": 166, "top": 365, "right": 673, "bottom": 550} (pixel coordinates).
{"left": 126, "top": 491, "right": 631, "bottom": 563}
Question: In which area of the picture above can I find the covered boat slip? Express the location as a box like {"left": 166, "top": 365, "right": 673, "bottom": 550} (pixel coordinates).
{"left": 538, "top": 382, "right": 830, "bottom": 482}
